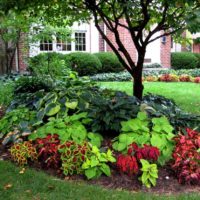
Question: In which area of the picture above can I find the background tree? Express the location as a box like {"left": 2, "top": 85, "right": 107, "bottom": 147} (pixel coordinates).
{"left": 1, "top": 0, "right": 200, "bottom": 99}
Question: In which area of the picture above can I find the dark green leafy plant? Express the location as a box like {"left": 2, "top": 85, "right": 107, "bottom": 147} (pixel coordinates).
{"left": 82, "top": 146, "right": 116, "bottom": 179}
{"left": 142, "top": 94, "right": 200, "bottom": 132}
{"left": 83, "top": 91, "right": 140, "bottom": 136}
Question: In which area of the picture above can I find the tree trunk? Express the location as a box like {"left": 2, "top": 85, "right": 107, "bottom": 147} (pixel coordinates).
{"left": 133, "top": 67, "right": 144, "bottom": 100}
{"left": 132, "top": 50, "right": 145, "bottom": 100}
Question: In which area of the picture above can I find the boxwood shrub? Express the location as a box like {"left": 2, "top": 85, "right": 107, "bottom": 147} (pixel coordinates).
{"left": 171, "top": 52, "right": 198, "bottom": 69}
{"left": 64, "top": 52, "right": 102, "bottom": 76}
{"left": 94, "top": 52, "right": 124, "bottom": 73}
{"left": 28, "top": 52, "right": 68, "bottom": 76}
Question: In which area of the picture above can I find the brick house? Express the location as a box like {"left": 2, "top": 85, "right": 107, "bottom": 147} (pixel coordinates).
{"left": 13, "top": 21, "right": 172, "bottom": 72}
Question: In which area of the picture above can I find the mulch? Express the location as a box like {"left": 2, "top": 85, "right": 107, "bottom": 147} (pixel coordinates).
{"left": 0, "top": 147, "right": 199, "bottom": 195}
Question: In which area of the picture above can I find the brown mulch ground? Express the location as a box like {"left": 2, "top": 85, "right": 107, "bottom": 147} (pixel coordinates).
{"left": 0, "top": 147, "right": 199, "bottom": 195}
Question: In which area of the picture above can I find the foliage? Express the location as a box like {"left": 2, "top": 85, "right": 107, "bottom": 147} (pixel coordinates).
{"left": 172, "top": 128, "right": 200, "bottom": 185}
{"left": 90, "top": 72, "right": 132, "bottom": 82}
{"left": 0, "top": 108, "right": 36, "bottom": 145}
{"left": 112, "top": 112, "right": 174, "bottom": 165}
{"left": 59, "top": 140, "right": 91, "bottom": 176}
{"left": 28, "top": 52, "right": 68, "bottom": 77}
{"left": 65, "top": 52, "right": 102, "bottom": 76}
{"left": 158, "top": 74, "right": 179, "bottom": 82}
{"left": 140, "top": 159, "right": 158, "bottom": 188}
{"left": 83, "top": 91, "right": 140, "bottom": 136}
{"left": 194, "top": 77, "right": 200, "bottom": 83}
{"left": 94, "top": 52, "right": 123, "bottom": 73}
{"left": 128, "top": 143, "right": 160, "bottom": 162}
{"left": 116, "top": 154, "right": 139, "bottom": 176}
{"left": 0, "top": 80, "right": 14, "bottom": 106}
{"left": 179, "top": 74, "right": 193, "bottom": 82}
{"left": 144, "top": 63, "right": 161, "bottom": 69}
{"left": 143, "top": 94, "right": 200, "bottom": 132}
{"left": 10, "top": 141, "right": 37, "bottom": 166}
{"left": 144, "top": 76, "right": 158, "bottom": 82}
{"left": 34, "top": 134, "right": 61, "bottom": 169}
{"left": 82, "top": 146, "right": 116, "bottom": 179}
{"left": 29, "top": 113, "right": 103, "bottom": 147}
{"left": 171, "top": 52, "right": 198, "bottom": 70}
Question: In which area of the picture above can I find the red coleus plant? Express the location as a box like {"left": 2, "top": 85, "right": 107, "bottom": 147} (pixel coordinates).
{"left": 172, "top": 128, "right": 200, "bottom": 185}
{"left": 194, "top": 77, "right": 200, "bottom": 83}
{"left": 34, "top": 134, "right": 61, "bottom": 169}
{"left": 116, "top": 143, "right": 160, "bottom": 176}
{"left": 128, "top": 143, "right": 160, "bottom": 161}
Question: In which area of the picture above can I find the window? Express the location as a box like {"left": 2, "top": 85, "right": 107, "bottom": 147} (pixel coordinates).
{"left": 40, "top": 39, "right": 53, "bottom": 51}
{"left": 75, "top": 32, "right": 86, "bottom": 51}
{"left": 56, "top": 36, "right": 71, "bottom": 51}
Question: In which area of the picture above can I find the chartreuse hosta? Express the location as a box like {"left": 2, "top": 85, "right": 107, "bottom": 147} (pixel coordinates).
{"left": 29, "top": 112, "right": 103, "bottom": 147}
{"left": 112, "top": 112, "right": 175, "bottom": 166}
{"left": 82, "top": 146, "right": 116, "bottom": 179}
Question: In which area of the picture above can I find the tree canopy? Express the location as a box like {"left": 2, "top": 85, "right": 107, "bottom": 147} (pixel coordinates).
{"left": 1, "top": 0, "right": 200, "bottom": 99}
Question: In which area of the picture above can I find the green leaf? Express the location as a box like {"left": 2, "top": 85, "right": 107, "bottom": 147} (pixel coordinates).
{"left": 85, "top": 168, "right": 97, "bottom": 179}
{"left": 100, "top": 163, "right": 111, "bottom": 176}
{"left": 65, "top": 101, "right": 78, "bottom": 109}
{"left": 45, "top": 103, "right": 61, "bottom": 116}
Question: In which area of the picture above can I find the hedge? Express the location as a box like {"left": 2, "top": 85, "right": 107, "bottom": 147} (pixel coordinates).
{"left": 64, "top": 52, "right": 102, "bottom": 76}
{"left": 171, "top": 52, "right": 198, "bottom": 70}
{"left": 94, "top": 52, "right": 124, "bottom": 73}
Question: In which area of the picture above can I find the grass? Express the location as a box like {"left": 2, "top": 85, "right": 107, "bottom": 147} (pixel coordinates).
{"left": 0, "top": 161, "right": 200, "bottom": 200}
{"left": 98, "top": 82, "right": 200, "bottom": 114}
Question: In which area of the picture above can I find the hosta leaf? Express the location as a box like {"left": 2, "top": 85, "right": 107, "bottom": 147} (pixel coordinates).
{"left": 45, "top": 103, "right": 61, "bottom": 116}
{"left": 65, "top": 101, "right": 78, "bottom": 110}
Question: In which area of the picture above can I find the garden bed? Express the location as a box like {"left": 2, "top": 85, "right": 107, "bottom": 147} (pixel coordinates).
{"left": 0, "top": 146, "right": 200, "bottom": 195}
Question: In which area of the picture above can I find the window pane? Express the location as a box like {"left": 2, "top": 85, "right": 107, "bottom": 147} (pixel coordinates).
{"left": 75, "top": 32, "right": 86, "bottom": 51}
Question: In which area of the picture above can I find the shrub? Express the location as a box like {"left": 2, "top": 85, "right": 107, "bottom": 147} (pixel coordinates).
{"left": 158, "top": 74, "right": 179, "bottom": 82}
{"left": 10, "top": 141, "right": 38, "bottom": 166}
{"left": 194, "top": 77, "right": 200, "bottom": 83}
{"left": 64, "top": 52, "right": 102, "bottom": 76}
{"left": 28, "top": 52, "right": 68, "bottom": 77}
{"left": 172, "top": 128, "right": 200, "bottom": 185}
{"left": 94, "top": 52, "right": 124, "bottom": 73}
{"left": 171, "top": 52, "right": 198, "bottom": 70}
{"left": 144, "top": 63, "right": 161, "bottom": 68}
{"left": 34, "top": 134, "right": 61, "bottom": 169}
{"left": 194, "top": 53, "right": 200, "bottom": 68}
{"left": 179, "top": 74, "right": 193, "bottom": 82}
{"left": 59, "top": 141, "right": 91, "bottom": 176}
{"left": 145, "top": 75, "right": 158, "bottom": 82}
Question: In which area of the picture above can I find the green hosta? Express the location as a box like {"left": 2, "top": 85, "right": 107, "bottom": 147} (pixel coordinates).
{"left": 139, "top": 159, "right": 158, "bottom": 188}
{"left": 34, "top": 91, "right": 79, "bottom": 124}
{"left": 29, "top": 113, "right": 103, "bottom": 147}
{"left": 82, "top": 146, "right": 116, "bottom": 179}
{"left": 112, "top": 112, "right": 175, "bottom": 165}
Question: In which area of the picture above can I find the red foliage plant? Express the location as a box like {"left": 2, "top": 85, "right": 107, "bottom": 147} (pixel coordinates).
{"left": 172, "top": 128, "right": 200, "bottom": 185}
{"left": 34, "top": 134, "right": 61, "bottom": 169}
{"left": 116, "top": 143, "right": 160, "bottom": 176}
{"left": 194, "top": 77, "right": 200, "bottom": 83}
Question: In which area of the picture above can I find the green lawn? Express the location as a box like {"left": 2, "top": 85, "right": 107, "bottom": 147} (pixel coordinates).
{"left": 98, "top": 82, "right": 200, "bottom": 114}
{"left": 0, "top": 161, "right": 200, "bottom": 200}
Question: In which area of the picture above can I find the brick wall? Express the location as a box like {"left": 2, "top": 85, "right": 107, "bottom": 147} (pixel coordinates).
{"left": 106, "top": 19, "right": 137, "bottom": 65}
{"left": 160, "top": 35, "right": 171, "bottom": 68}
{"left": 193, "top": 43, "right": 200, "bottom": 53}
{"left": 99, "top": 23, "right": 105, "bottom": 52}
